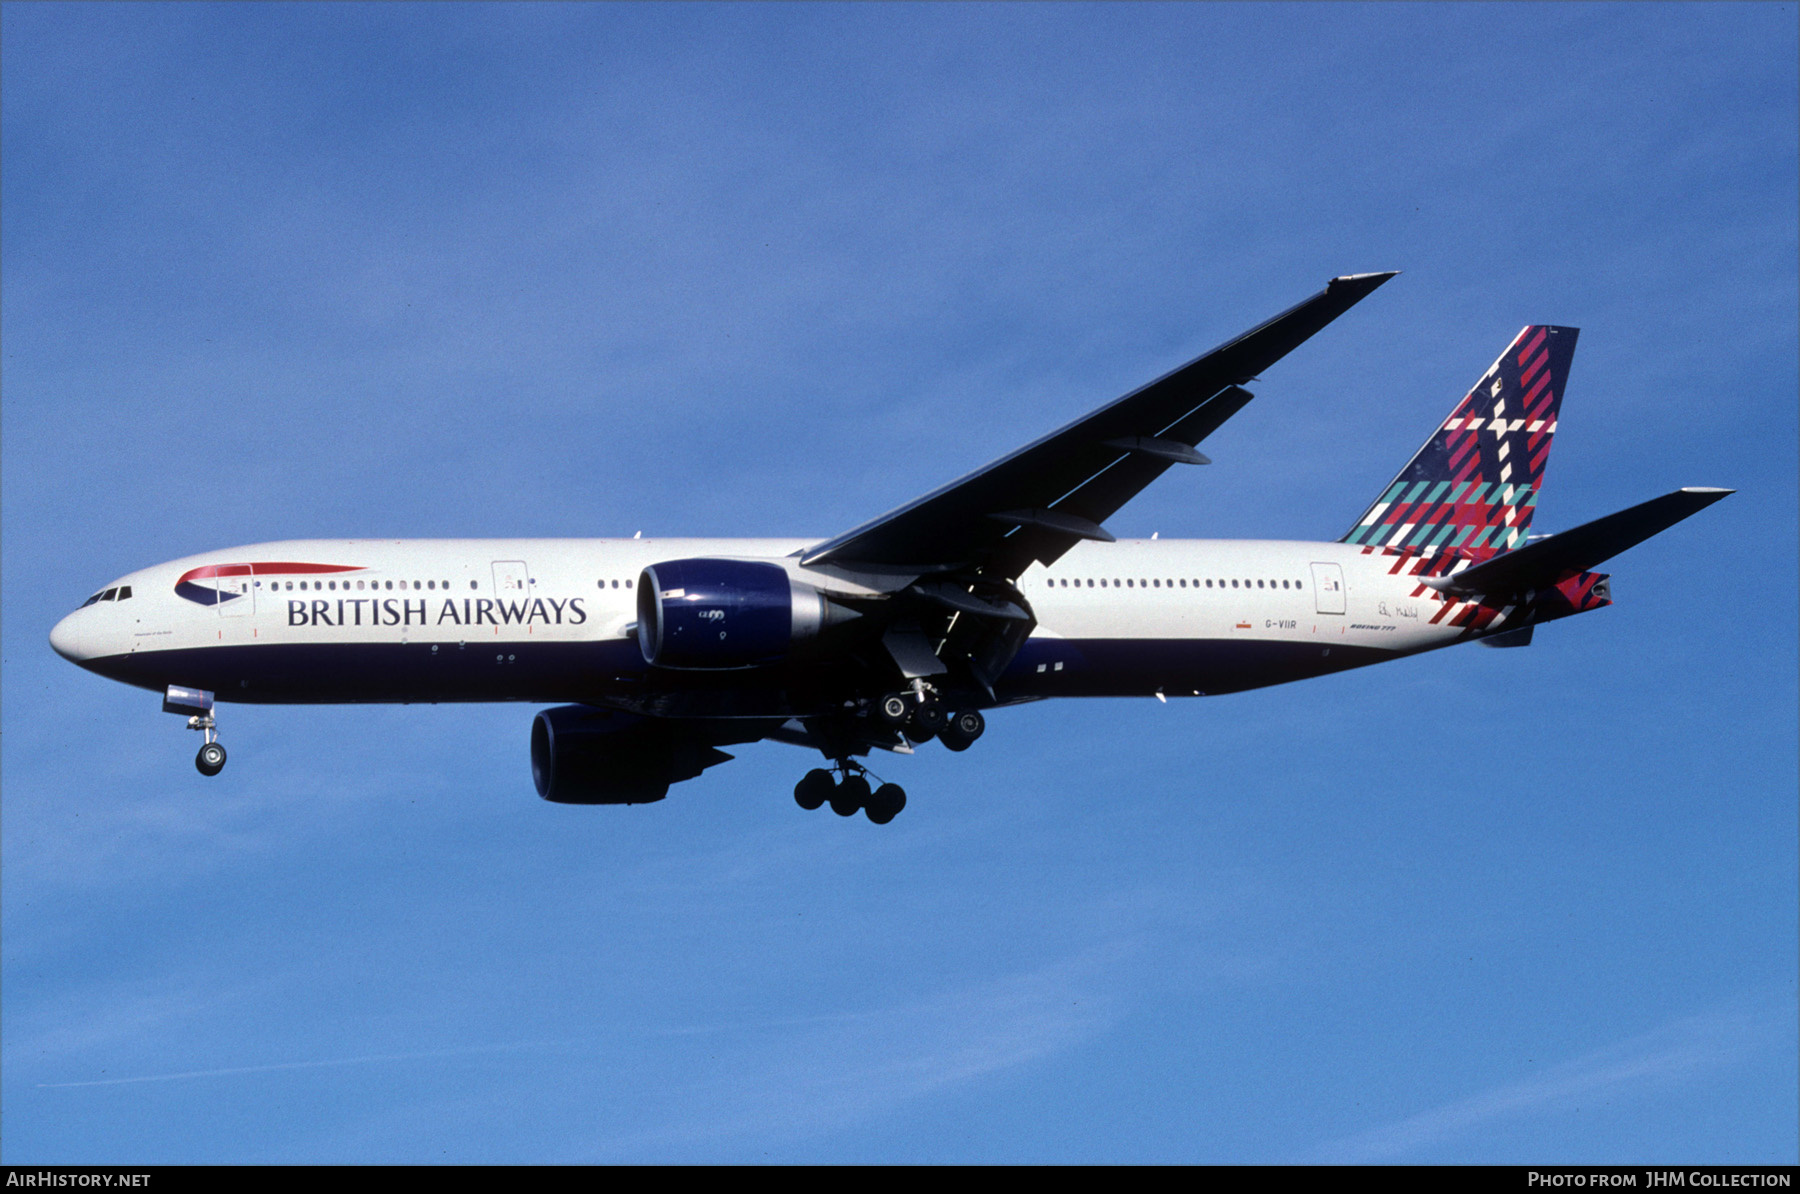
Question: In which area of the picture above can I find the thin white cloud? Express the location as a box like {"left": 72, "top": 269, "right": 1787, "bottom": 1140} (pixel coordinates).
{"left": 576, "top": 943, "right": 1128, "bottom": 1160}
{"left": 1314, "top": 1006, "right": 1775, "bottom": 1162}
{"left": 36, "top": 1039, "right": 574, "bottom": 1089}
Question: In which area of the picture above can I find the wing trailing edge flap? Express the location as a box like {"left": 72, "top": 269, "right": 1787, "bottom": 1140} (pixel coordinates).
{"left": 800, "top": 271, "right": 1398, "bottom": 576}
{"left": 1425, "top": 488, "right": 1733, "bottom": 598}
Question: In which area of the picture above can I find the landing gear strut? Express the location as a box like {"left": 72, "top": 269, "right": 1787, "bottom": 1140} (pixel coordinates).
{"left": 793, "top": 759, "right": 906, "bottom": 825}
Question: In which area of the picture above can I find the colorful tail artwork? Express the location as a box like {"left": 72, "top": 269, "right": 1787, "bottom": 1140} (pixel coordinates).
{"left": 1343, "top": 325, "right": 1578, "bottom": 555}
{"left": 1340, "top": 325, "right": 1604, "bottom": 639}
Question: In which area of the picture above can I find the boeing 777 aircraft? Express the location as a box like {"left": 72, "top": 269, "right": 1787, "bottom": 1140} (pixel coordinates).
{"left": 49, "top": 273, "right": 1730, "bottom": 823}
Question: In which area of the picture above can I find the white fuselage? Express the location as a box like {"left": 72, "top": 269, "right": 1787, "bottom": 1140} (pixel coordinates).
{"left": 50, "top": 536, "right": 1488, "bottom": 712}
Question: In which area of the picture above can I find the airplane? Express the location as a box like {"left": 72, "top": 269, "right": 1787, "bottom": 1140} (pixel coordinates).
{"left": 48, "top": 272, "right": 1731, "bottom": 824}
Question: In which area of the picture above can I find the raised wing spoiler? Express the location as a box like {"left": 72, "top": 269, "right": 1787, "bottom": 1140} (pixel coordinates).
{"left": 801, "top": 272, "right": 1398, "bottom": 576}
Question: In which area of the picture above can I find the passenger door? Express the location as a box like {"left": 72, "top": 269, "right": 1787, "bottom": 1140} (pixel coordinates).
{"left": 492, "top": 560, "right": 530, "bottom": 597}
{"left": 217, "top": 565, "right": 254, "bottom": 617}
{"left": 1309, "top": 562, "right": 1346, "bottom": 615}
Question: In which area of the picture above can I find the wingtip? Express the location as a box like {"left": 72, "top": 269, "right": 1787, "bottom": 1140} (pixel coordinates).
{"left": 1329, "top": 270, "right": 1401, "bottom": 287}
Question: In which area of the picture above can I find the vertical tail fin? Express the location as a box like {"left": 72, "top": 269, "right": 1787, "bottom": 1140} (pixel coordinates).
{"left": 1343, "top": 325, "right": 1578, "bottom": 554}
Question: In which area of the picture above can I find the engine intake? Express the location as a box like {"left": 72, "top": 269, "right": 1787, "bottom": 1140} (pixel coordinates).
{"left": 636, "top": 558, "right": 850, "bottom": 669}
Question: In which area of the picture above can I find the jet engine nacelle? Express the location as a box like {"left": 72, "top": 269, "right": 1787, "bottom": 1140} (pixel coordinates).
{"left": 530, "top": 704, "right": 733, "bottom": 804}
{"left": 636, "top": 557, "right": 848, "bottom": 669}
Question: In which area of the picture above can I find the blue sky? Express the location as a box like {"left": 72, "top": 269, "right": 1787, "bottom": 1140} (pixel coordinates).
{"left": 3, "top": 2, "right": 1794, "bottom": 1164}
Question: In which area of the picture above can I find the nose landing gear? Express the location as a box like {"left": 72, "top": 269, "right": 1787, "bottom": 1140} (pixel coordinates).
{"left": 195, "top": 737, "right": 227, "bottom": 777}
{"left": 164, "top": 685, "right": 227, "bottom": 777}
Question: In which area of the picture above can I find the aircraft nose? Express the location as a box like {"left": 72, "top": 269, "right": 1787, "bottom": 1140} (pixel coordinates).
{"left": 49, "top": 610, "right": 90, "bottom": 663}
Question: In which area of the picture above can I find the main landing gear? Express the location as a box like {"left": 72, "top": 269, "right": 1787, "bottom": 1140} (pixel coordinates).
{"left": 791, "top": 693, "right": 989, "bottom": 825}
{"left": 873, "top": 689, "right": 985, "bottom": 752}
{"left": 794, "top": 763, "right": 907, "bottom": 825}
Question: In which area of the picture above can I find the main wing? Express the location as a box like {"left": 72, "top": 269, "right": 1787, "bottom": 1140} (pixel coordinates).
{"left": 802, "top": 271, "right": 1397, "bottom": 577}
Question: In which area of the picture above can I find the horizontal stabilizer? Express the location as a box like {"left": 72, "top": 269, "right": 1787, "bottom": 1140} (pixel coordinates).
{"left": 1426, "top": 487, "right": 1732, "bottom": 597}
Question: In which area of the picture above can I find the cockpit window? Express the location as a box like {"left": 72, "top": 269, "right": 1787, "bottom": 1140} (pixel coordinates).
{"left": 100, "top": 588, "right": 119, "bottom": 602}
{"left": 116, "top": 586, "right": 132, "bottom": 600}
{"left": 81, "top": 591, "right": 104, "bottom": 607}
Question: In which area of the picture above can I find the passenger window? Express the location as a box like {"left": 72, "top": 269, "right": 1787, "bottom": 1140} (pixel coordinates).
{"left": 1296, "top": 580, "right": 1303, "bottom": 590}
{"left": 1257, "top": 580, "right": 1264, "bottom": 588}
{"left": 471, "top": 581, "right": 478, "bottom": 590}
{"left": 625, "top": 579, "right": 633, "bottom": 589}
{"left": 612, "top": 580, "right": 619, "bottom": 589}
{"left": 1085, "top": 579, "right": 1093, "bottom": 588}
{"left": 427, "top": 580, "right": 435, "bottom": 590}
{"left": 1231, "top": 580, "right": 1238, "bottom": 588}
